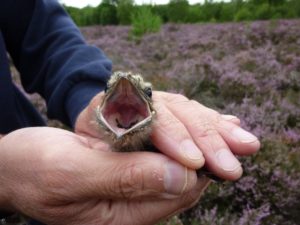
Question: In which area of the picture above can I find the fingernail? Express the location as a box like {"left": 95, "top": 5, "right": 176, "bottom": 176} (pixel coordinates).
{"left": 221, "top": 115, "right": 238, "bottom": 121}
{"left": 232, "top": 127, "right": 258, "bottom": 143}
{"left": 181, "top": 140, "right": 204, "bottom": 161}
{"left": 164, "top": 161, "right": 188, "bottom": 195}
{"left": 216, "top": 149, "right": 241, "bottom": 172}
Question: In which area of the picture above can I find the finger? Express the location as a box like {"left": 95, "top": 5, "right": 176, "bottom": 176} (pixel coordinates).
{"left": 75, "top": 92, "right": 106, "bottom": 139}
{"left": 221, "top": 114, "right": 241, "bottom": 126}
{"left": 55, "top": 148, "right": 198, "bottom": 200}
{"left": 216, "top": 120, "right": 260, "bottom": 155}
{"left": 157, "top": 92, "right": 242, "bottom": 180}
{"left": 77, "top": 92, "right": 204, "bottom": 170}
{"left": 169, "top": 109, "right": 259, "bottom": 156}
{"left": 151, "top": 100, "right": 205, "bottom": 170}
{"left": 118, "top": 177, "right": 211, "bottom": 225}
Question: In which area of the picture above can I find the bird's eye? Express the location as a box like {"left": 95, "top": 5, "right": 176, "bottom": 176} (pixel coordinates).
{"left": 144, "top": 87, "right": 152, "bottom": 98}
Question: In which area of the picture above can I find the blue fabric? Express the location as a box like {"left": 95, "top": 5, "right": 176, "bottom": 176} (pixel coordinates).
{"left": 0, "top": 0, "right": 112, "bottom": 133}
{"left": 0, "top": 0, "right": 112, "bottom": 223}
{"left": 0, "top": 28, "right": 46, "bottom": 133}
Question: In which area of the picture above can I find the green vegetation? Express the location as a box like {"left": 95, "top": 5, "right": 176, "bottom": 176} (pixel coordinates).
{"left": 167, "top": 0, "right": 189, "bottom": 23}
{"left": 117, "top": 0, "right": 134, "bottom": 24}
{"left": 130, "top": 6, "right": 162, "bottom": 38}
{"left": 63, "top": 0, "right": 300, "bottom": 27}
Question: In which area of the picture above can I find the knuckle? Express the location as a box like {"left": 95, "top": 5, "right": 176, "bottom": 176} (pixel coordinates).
{"left": 158, "top": 112, "right": 182, "bottom": 129}
{"left": 193, "top": 119, "right": 219, "bottom": 140}
{"left": 210, "top": 110, "right": 221, "bottom": 122}
{"left": 117, "top": 164, "right": 144, "bottom": 198}
{"left": 185, "top": 100, "right": 221, "bottom": 126}
{"left": 203, "top": 107, "right": 221, "bottom": 122}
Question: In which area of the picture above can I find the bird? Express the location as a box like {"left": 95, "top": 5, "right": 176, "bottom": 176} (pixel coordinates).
{"left": 95, "top": 71, "right": 223, "bottom": 182}
{"left": 95, "top": 71, "right": 156, "bottom": 151}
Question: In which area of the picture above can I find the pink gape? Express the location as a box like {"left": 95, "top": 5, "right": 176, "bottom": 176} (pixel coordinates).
{"left": 103, "top": 78, "right": 149, "bottom": 133}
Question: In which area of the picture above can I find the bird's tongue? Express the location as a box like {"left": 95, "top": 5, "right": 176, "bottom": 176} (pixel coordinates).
{"left": 117, "top": 104, "right": 138, "bottom": 129}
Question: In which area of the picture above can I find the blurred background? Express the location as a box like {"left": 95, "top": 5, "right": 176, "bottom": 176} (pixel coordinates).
{"left": 59, "top": 0, "right": 300, "bottom": 26}
{"left": 15, "top": 0, "right": 300, "bottom": 224}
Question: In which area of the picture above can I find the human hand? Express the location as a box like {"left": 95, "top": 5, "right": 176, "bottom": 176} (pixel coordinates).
{"left": 0, "top": 127, "right": 210, "bottom": 225}
{"left": 76, "top": 91, "right": 260, "bottom": 180}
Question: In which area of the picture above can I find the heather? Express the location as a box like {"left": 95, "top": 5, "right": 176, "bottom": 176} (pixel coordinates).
{"left": 13, "top": 19, "right": 300, "bottom": 224}
{"left": 77, "top": 19, "right": 300, "bottom": 224}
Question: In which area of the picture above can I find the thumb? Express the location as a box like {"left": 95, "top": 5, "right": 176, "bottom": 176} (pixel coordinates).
{"left": 115, "top": 177, "right": 211, "bottom": 225}
{"left": 68, "top": 150, "right": 197, "bottom": 200}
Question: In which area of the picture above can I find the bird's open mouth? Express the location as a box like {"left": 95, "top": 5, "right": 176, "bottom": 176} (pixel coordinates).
{"left": 97, "top": 77, "right": 153, "bottom": 138}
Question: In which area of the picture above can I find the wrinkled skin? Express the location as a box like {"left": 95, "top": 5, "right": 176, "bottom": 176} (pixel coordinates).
{"left": 77, "top": 91, "right": 260, "bottom": 179}
{"left": 0, "top": 91, "right": 259, "bottom": 225}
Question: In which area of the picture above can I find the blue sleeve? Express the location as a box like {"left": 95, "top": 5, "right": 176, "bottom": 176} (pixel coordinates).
{"left": 0, "top": 0, "right": 112, "bottom": 127}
